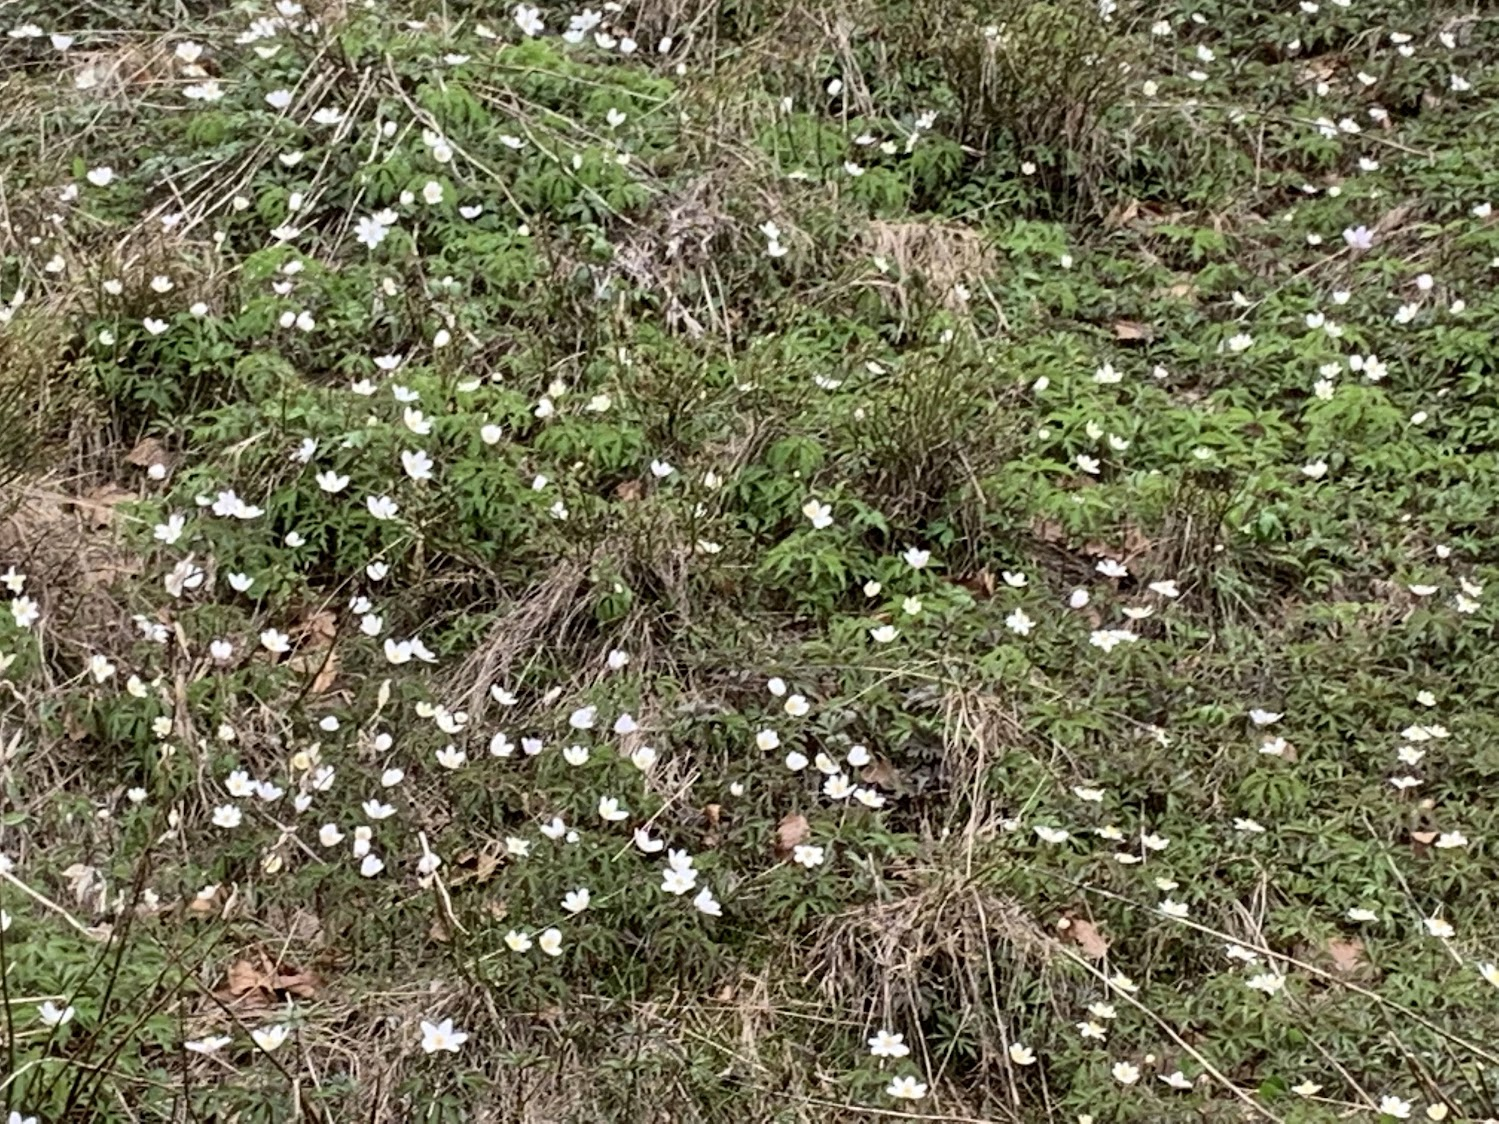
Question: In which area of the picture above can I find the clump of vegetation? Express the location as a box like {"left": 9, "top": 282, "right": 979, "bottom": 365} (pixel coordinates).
{"left": 2, "top": 0, "right": 1499, "bottom": 1121}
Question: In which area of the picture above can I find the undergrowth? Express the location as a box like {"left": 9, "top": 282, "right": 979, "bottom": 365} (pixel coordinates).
{"left": 3, "top": 0, "right": 1499, "bottom": 1122}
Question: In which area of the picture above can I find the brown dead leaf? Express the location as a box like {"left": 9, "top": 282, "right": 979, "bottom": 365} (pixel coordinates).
{"left": 1326, "top": 938, "right": 1365, "bottom": 975}
{"left": 615, "top": 479, "right": 644, "bottom": 501}
{"left": 1374, "top": 203, "right": 1414, "bottom": 235}
{"left": 187, "top": 885, "right": 223, "bottom": 915}
{"left": 300, "top": 609, "right": 337, "bottom": 646}
{"left": 63, "top": 707, "right": 90, "bottom": 742}
{"left": 125, "top": 436, "right": 171, "bottom": 469}
{"left": 311, "top": 648, "right": 339, "bottom": 694}
{"left": 774, "top": 813, "right": 810, "bottom": 858}
{"left": 859, "top": 758, "right": 903, "bottom": 790}
{"left": 955, "top": 569, "right": 996, "bottom": 599}
{"left": 75, "top": 485, "right": 135, "bottom": 530}
{"left": 1104, "top": 198, "right": 1139, "bottom": 229}
{"left": 704, "top": 803, "right": 722, "bottom": 828}
{"left": 216, "top": 954, "right": 322, "bottom": 1010}
{"left": 62, "top": 863, "right": 107, "bottom": 911}
{"left": 1410, "top": 830, "right": 1437, "bottom": 845}
{"left": 1112, "top": 319, "right": 1154, "bottom": 342}
{"left": 1032, "top": 518, "right": 1068, "bottom": 546}
{"left": 1062, "top": 916, "right": 1110, "bottom": 960}
{"left": 449, "top": 849, "right": 502, "bottom": 888}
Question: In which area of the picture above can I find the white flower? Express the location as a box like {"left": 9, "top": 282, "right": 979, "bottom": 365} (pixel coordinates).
{"left": 792, "top": 844, "right": 825, "bottom": 868}
{"left": 1034, "top": 826, "right": 1069, "bottom": 844}
{"left": 401, "top": 449, "right": 434, "bottom": 481}
{"left": 598, "top": 796, "right": 628, "bottom": 822}
{"left": 1111, "top": 1061, "right": 1140, "bottom": 1085}
{"left": 420, "top": 1018, "right": 468, "bottom": 1053}
{"left": 562, "top": 888, "right": 591, "bottom": 914}
{"left": 823, "top": 774, "right": 854, "bottom": 799}
{"left": 366, "top": 495, "right": 400, "bottom": 520}
{"left": 1378, "top": 1096, "right": 1412, "bottom": 1120}
{"left": 185, "top": 1035, "right": 232, "bottom": 1054}
{"left": 251, "top": 1024, "right": 289, "bottom": 1052}
{"left": 1423, "top": 916, "right": 1454, "bottom": 939}
{"left": 514, "top": 4, "right": 543, "bottom": 36}
{"left": 360, "top": 853, "right": 385, "bottom": 877}
{"left": 1245, "top": 972, "right": 1285, "bottom": 994}
{"left": 355, "top": 215, "right": 389, "bottom": 249}
{"left": 538, "top": 927, "right": 563, "bottom": 956}
{"left": 885, "top": 1076, "right": 926, "bottom": 1100}
{"left": 212, "top": 805, "right": 242, "bottom": 829}
{"left": 1008, "top": 1042, "right": 1036, "bottom": 1065}
{"left": 38, "top": 1001, "right": 75, "bottom": 1027}
{"left": 692, "top": 887, "right": 722, "bottom": 916}
{"left": 1005, "top": 609, "right": 1034, "bottom": 635}
{"left": 504, "top": 930, "right": 533, "bottom": 952}
{"left": 801, "top": 499, "right": 832, "bottom": 528}
{"left": 868, "top": 1029, "right": 909, "bottom": 1058}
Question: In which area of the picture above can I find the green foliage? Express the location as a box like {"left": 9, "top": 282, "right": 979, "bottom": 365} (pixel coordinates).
{"left": 3, "top": 0, "right": 1499, "bottom": 1122}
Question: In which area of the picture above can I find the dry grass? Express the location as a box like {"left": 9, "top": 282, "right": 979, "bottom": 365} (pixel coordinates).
{"left": 806, "top": 866, "right": 1065, "bottom": 1121}
{"left": 859, "top": 220, "right": 999, "bottom": 319}
{"left": 940, "top": 688, "right": 1028, "bottom": 847}
{"left": 448, "top": 559, "right": 593, "bottom": 727}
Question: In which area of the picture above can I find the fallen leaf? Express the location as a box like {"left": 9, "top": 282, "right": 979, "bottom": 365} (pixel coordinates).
{"left": 449, "top": 849, "right": 502, "bottom": 887}
{"left": 64, "top": 707, "right": 90, "bottom": 742}
{"left": 774, "top": 813, "right": 810, "bottom": 858}
{"left": 1113, "top": 319, "right": 1154, "bottom": 342}
{"left": 1326, "top": 938, "right": 1365, "bottom": 974}
{"left": 1105, "top": 198, "right": 1140, "bottom": 228}
{"left": 288, "top": 645, "right": 340, "bottom": 694}
{"left": 955, "top": 569, "right": 996, "bottom": 598}
{"left": 312, "top": 649, "right": 339, "bottom": 694}
{"left": 216, "top": 954, "right": 322, "bottom": 1009}
{"left": 76, "top": 485, "right": 135, "bottom": 530}
{"left": 1064, "top": 916, "right": 1110, "bottom": 960}
{"left": 299, "top": 609, "right": 338, "bottom": 645}
{"left": 125, "top": 436, "right": 171, "bottom": 469}
{"left": 860, "top": 758, "right": 903, "bottom": 790}
{"left": 62, "top": 863, "right": 107, "bottom": 911}
{"left": 615, "top": 479, "right": 644, "bottom": 501}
